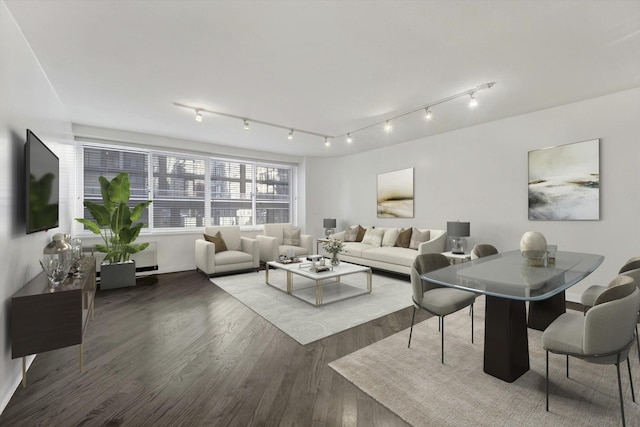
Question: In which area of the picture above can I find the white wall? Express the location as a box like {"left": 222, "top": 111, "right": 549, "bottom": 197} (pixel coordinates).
{"left": 305, "top": 88, "right": 640, "bottom": 302}
{"left": 0, "top": 1, "right": 75, "bottom": 413}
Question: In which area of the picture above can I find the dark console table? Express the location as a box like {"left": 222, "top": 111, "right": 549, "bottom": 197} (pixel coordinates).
{"left": 11, "top": 256, "right": 96, "bottom": 387}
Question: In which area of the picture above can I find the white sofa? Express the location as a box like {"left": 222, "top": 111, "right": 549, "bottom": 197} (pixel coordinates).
{"left": 256, "top": 223, "right": 313, "bottom": 262}
{"left": 195, "top": 226, "right": 260, "bottom": 276}
{"left": 328, "top": 226, "right": 446, "bottom": 275}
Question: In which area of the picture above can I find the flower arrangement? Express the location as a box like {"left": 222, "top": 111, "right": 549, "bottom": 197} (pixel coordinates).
{"left": 323, "top": 238, "right": 344, "bottom": 255}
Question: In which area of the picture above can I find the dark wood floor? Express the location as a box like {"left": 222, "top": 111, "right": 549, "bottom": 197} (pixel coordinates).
{"left": 0, "top": 270, "right": 428, "bottom": 426}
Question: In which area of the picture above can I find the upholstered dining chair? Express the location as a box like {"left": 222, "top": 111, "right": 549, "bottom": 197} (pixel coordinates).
{"left": 470, "top": 244, "right": 498, "bottom": 260}
{"left": 581, "top": 257, "right": 640, "bottom": 362}
{"left": 408, "top": 253, "right": 476, "bottom": 363}
{"left": 581, "top": 257, "right": 640, "bottom": 311}
{"left": 542, "top": 276, "right": 640, "bottom": 426}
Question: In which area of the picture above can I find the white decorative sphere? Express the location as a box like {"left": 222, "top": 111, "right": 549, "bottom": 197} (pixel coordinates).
{"left": 520, "top": 231, "right": 547, "bottom": 258}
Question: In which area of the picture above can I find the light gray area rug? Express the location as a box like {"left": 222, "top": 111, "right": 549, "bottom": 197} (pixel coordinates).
{"left": 211, "top": 269, "right": 412, "bottom": 345}
{"left": 330, "top": 296, "right": 640, "bottom": 426}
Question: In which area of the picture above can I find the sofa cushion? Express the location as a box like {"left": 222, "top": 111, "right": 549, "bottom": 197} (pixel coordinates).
{"left": 361, "top": 228, "right": 384, "bottom": 247}
{"left": 215, "top": 250, "right": 254, "bottom": 266}
{"left": 395, "top": 228, "right": 412, "bottom": 248}
{"left": 344, "top": 226, "right": 358, "bottom": 242}
{"left": 363, "top": 246, "right": 419, "bottom": 267}
{"left": 279, "top": 245, "right": 308, "bottom": 257}
{"left": 382, "top": 228, "right": 399, "bottom": 247}
{"left": 410, "top": 228, "right": 430, "bottom": 250}
{"left": 342, "top": 242, "right": 376, "bottom": 258}
{"left": 203, "top": 231, "right": 228, "bottom": 253}
{"left": 355, "top": 225, "right": 367, "bottom": 242}
{"left": 283, "top": 227, "right": 301, "bottom": 246}
{"left": 219, "top": 226, "right": 241, "bottom": 251}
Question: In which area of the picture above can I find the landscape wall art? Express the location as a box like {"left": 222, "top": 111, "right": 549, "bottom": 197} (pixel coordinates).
{"left": 528, "top": 139, "right": 600, "bottom": 220}
{"left": 377, "top": 168, "right": 414, "bottom": 218}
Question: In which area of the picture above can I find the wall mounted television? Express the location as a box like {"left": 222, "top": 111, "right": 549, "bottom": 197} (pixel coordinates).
{"left": 25, "top": 129, "right": 59, "bottom": 233}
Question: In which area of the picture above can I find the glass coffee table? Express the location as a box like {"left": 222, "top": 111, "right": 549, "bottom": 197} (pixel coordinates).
{"left": 420, "top": 250, "right": 604, "bottom": 382}
{"left": 265, "top": 260, "right": 372, "bottom": 306}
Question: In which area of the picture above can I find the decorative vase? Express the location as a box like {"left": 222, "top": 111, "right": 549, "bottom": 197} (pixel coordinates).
{"left": 520, "top": 231, "right": 547, "bottom": 266}
{"left": 330, "top": 252, "right": 340, "bottom": 267}
{"left": 41, "top": 233, "right": 72, "bottom": 286}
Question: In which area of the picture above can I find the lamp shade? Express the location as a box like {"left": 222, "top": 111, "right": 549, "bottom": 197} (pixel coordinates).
{"left": 447, "top": 221, "right": 470, "bottom": 237}
{"left": 323, "top": 218, "right": 337, "bottom": 228}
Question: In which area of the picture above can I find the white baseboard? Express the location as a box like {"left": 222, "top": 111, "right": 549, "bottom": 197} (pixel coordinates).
{"left": 0, "top": 354, "right": 35, "bottom": 416}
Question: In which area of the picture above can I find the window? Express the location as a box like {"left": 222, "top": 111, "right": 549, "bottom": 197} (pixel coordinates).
{"left": 80, "top": 143, "right": 295, "bottom": 231}
{"left": 82, "top": 146, "right": 150, "bottom": 225}
{"left": 152, "top": 153, "right": 206, "bottom": 228}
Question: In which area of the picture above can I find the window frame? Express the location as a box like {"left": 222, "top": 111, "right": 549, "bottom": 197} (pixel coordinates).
{"left": 77, "top": 142, "right": 297, "bottom": 233}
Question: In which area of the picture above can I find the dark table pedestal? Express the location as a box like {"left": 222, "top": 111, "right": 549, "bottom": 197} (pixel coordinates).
{"left": 484, "top": 296, "right": 530, "bottom": 383}
{"left": 528, "top": 291, "right": 567, "bottom": 331}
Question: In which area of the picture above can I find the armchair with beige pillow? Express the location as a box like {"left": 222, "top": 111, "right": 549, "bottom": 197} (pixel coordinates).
{"left": 256, "top": 223, "right": 313, "bottom": 263}
{"left": 195, "top": 225, "right": 260, "bottom": 276}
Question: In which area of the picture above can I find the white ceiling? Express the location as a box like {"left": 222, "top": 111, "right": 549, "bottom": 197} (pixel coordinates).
{"left": 6, "top": 0, "right": 640, "bottom": 158}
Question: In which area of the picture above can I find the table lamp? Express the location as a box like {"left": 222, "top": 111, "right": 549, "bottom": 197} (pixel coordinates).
{"left": 447, "top": 221, "right": 470, "bottom": 254}
{"left": 323, "top": 218, "right": 336, "bottom": 238}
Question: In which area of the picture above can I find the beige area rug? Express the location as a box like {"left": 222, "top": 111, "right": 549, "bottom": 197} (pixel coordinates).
{"left": 329, "top": 296, "right": 640, "bottom": 426}
{"left": 211, "top": 269, "right": 411, "bottom": 345}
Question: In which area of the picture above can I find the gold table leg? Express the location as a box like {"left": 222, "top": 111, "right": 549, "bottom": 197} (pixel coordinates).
{"left": 315, "top": 280, "right": 322, "bottom": 305}
{"left": 21, "top": 357, "right": 27, "bottom": 388}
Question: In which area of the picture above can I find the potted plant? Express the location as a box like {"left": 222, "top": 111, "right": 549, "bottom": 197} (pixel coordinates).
{"left": 76, "top": 172, "right": 152, "bottom": 289}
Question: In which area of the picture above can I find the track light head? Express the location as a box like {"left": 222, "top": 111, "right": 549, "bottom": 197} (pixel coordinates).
{"left": 324, "top": 137, "right": 330, "bottom": 147}
{"left": 195, "top": 109, "right": 202, "bottom": 122}
{"left": 288, "top": 129, "right": 294, "bottom": 140}
{"left": 384, "top": 120, "right": 392, "bottom": 133}
{"left": 243, "top": 119, "right": 250, "bottom": 131}
{"left": 425, "top": 107, "right": 433, "bottom": 120}
{"left": 469, "top": 93, "right": 478, "bottom": 108}
{"left": 346, "top": 133, "right": 353, "bottom": 143}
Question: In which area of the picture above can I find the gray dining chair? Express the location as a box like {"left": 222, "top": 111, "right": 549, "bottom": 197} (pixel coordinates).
{"left": 470, "top": 244, "right": 498, "bottom": 260}
{"left": 408, "top": 253, "right": 476, "bottom": 363}
{"left": 581, "top": 258, "right": 640, "bottom": 362}
{"left": 581, "top": 257, "right": 640, "bottom": 311}
{"left": 542, "top": 276, "right": 640, "bottom": 426}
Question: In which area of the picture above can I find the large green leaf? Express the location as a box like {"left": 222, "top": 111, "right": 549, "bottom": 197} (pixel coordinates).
{"left": 75, "top": 218, "right": 102, "bottom": 234}
{"left": 94, "top": 244, "right": 109, "bottom": 254}
{"left": 99, "top": 176, "right": 115, "bottom": 212}
{"left": 111, "top": 202, "right": 131, "bottom": 234}
{"left": 108, "top": 172, "right": 131, "bottom": 203}
{"left": 131, "top": 201, "right": 152, "bottom": 222}
{"left": 84, "top": 200, "right": 111, "bottom": 227}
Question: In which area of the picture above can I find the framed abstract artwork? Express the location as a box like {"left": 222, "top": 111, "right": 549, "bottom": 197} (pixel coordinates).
{"left": 528, "top": 139, "right": 600, "bottom": 220}
{"left": 377, "top": 168, "right": 414, "bottom": 218}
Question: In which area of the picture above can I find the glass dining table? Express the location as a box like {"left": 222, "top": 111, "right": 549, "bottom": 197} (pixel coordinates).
{"left": 420, "top": 250, "right": 604, "bottom": 382}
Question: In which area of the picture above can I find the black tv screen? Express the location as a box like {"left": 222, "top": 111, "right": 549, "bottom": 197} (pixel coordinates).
{"left": 25, "top": 129, "right": 59, "bottom": 233}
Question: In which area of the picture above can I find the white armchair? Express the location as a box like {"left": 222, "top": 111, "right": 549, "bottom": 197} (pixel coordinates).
{"left": 195, "top": 226, "right": 260, "bottom": 276}
{"left": 256, "top": 223, "right": 313, "bottom": 263}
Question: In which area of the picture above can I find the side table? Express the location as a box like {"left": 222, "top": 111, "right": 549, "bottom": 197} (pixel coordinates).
{"left": 441, "top": 251, "right": 471, "bottom": 264}
{"left": 316, "top": 238, "right": 329, "bottom": 255}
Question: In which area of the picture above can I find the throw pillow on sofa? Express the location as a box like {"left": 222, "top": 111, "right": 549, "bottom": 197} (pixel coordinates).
{"left": 204, "top": 231, "right": 228, "bottom": 253}
{"left": 395, "top": 228, "right": 412, "bottom": 248}
{"left": 361, "top": 228, "right": 385, "bottom": 247}
{"left": 355, "top": 225, "right": 366, "bottom": 242}
{"left": 382, "top": 228, "right": 400, "bottom": 247}
{"left": 283, "top": 227, "right": 301, "bottom": 246}
{"left": 409, "top": 228, "right": 430, "bottom": 249}
{"left": 343, "top": 226, "right": 358, "bottom": 242}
